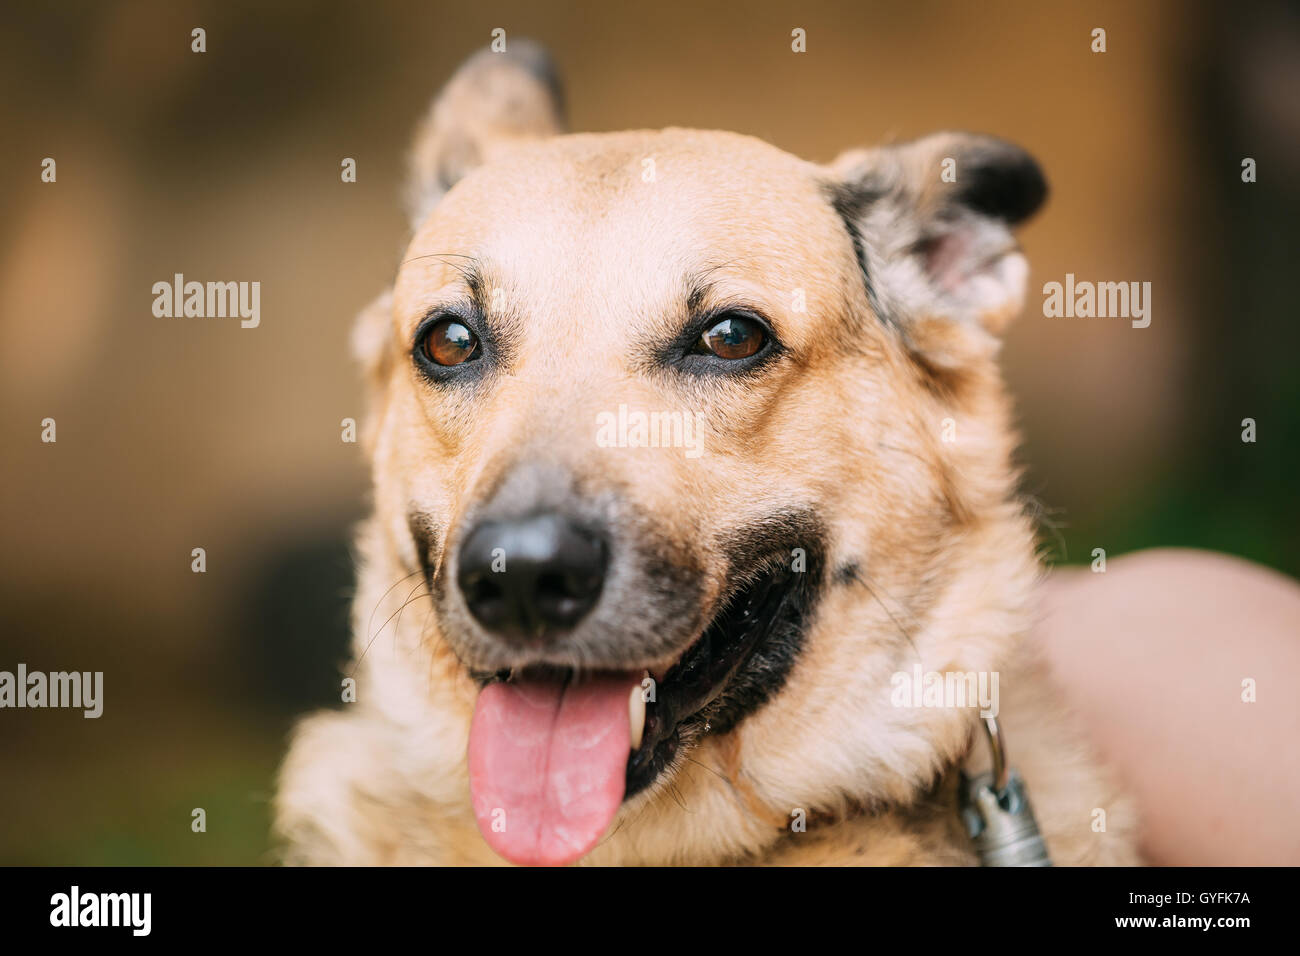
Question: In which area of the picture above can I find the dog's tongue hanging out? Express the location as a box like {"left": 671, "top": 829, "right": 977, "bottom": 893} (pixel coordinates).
{"left": 468, "top": 674, "right": 638, "bottom": 866}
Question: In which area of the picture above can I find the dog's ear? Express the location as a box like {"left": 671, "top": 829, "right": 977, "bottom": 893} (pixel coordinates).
{"left": 406, "top": 40, "right": 565, "bottom": 228}
{"left": 827, "top": 132, "right": 1047, "bottom": 367}
{"left": 350, "top": 288, "right": 394, "bottom": 453}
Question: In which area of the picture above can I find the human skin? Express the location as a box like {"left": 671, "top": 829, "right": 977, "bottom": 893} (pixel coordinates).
{"left": 1033, "top": 548, "right": 1300, "bottom": 865}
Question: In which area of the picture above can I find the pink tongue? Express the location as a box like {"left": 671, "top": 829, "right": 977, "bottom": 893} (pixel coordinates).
{"left": 468, "top": 674, "right": 637, "bottom": 866}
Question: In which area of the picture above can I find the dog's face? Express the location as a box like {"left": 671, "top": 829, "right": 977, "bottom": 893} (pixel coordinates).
{"left": 352, "top": 46, "right": 1045, "bottom": 865}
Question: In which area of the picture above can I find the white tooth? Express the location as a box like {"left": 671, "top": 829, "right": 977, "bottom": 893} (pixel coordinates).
{"left": 628, "top": 683, "right": 646, "bottom": 750}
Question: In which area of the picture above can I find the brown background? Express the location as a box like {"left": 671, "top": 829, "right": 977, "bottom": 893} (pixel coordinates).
{"left": 1, "top": 0, "right": 1296, "bottom": 862}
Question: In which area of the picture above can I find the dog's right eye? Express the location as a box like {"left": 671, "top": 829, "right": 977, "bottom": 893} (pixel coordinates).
{"left": 420, "top": 318, "right": 481, "bottom": 366}
{"left": 694, "top": 315, "right": 766, "bottom": 360}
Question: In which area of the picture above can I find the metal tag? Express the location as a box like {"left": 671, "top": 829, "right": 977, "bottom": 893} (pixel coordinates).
{"left": 961, "top": 769, "right": 1052, "bottom": 867}
{"left": 959, "top": 716, "right": 1052, "bottom": 866}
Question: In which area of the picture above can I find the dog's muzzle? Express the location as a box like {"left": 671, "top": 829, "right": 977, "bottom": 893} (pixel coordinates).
{"left": 452, "top": 506, "right": 828, "bottom": 868}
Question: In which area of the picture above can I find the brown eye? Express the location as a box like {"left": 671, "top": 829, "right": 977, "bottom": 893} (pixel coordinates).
{"left": 696, "top": 315, "right": 765, "bottom": 360}
{"left": 422, "top": 318, "right": 480, "bottom": 366}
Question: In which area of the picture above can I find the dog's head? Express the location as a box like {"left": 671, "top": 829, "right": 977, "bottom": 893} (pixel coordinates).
{"left": 352, "top": 43, "right": 1045, "bottom": 865}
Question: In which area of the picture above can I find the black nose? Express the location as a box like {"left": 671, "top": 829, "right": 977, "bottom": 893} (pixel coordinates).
{"left": 457, "top": 513, "right": 608, "bottom": 642}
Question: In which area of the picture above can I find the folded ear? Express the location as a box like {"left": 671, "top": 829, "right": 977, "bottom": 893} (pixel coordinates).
{"left": 827, "top": 133, "right": 1047, "bottom": 366}
{"left": 406, "top": 39, "right": 565, "bottom": 228}
{"left": 349, "top": 288, "right": 394, "bottom": 453}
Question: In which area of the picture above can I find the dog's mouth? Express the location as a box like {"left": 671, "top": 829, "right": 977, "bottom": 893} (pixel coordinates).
{"left": 624, "top": 556, "right": 811, "bottom": 797}
{"left": 466, "top": 550, "right": 821, "bottom": 866}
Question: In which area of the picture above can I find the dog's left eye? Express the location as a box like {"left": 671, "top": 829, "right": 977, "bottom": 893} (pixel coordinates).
{"left": 694, "top": 315, "right": 766, "bottom": 360}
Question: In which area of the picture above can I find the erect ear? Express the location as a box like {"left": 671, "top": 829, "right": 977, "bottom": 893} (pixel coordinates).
{"left": 827, "top": 132, "right": 1047, "bottom": 366}
{"left": 406, "top": 39, "right": 566, "bottom": 228}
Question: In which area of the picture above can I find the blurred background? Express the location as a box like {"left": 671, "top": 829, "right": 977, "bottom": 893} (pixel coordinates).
{"left": 1, "top": 0, "right": 1296, "bottom": 863}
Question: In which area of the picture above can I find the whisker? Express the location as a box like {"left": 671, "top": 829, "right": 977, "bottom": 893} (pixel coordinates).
{"left": 665, "top": 781, "right": 691, "bottom": 813}
{"left": 684, "top": 755, "right": 730, "bottom": 785}
{"left": 399, "top": 252, "right": 481, "bottom": 282}
{"left": 697, "top": 252, "right": 786, "bottom": 280}
{"left": 362, "top": 569, "right": 427, "bottom": 657}
{"left": 845, "top": 566, "right": 921, "bottom": 659}
{"left": 350, "top": 579, "right": 432, "bottom": 674}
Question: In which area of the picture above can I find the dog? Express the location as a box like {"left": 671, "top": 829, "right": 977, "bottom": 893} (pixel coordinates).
{"left": 276, "top": 41, "right": 1139, "bottom": 866}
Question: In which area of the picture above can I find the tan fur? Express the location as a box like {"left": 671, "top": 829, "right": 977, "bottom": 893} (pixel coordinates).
{"left": 276, "top": 46, "right": 1140, "bottom": 866}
